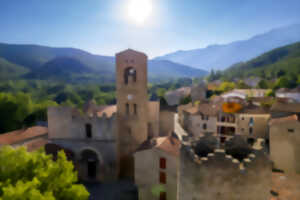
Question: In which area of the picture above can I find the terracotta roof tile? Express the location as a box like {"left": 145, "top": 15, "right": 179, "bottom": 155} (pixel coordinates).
{"left": 97, "top": 105, "right": 117, "bottom": 117}
{"left": 269, "top": 115, "right": 299, "bottom": 125}
{"left": 25, "top": 138, "right": 48, "bottom": 152}
{"left": 0, "top": 126, "right": 48, "bottom": 145}
{"left": 136, "top": 136, "right": 181, "bottom": 157}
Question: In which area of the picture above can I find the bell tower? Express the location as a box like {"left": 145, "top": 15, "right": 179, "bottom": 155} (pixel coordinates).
{"left": 116, "top": 49, "right": 149, "bottom": 179}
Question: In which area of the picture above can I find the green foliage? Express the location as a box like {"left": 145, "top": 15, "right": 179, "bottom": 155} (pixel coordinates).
{"left": 220, "top": 42, "right": 300, "bottom": 82}
{"left": 217, "top": 82, "right": 236, "bottom": 93}
{"left": 257, "top": 79, "right": 269, "bottom": 89}
{"left": 236, "top": 80, "right": 251, "bottom": 89}
{"left": 0, "top": 146, "right": 89, "bottom": 200}
{"left": 180, "top": 95, "right": 192, "bottom": 105}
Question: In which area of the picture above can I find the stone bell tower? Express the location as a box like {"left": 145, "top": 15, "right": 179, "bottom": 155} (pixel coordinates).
{"left": 116, "top": 49, "right": 149, "bottom": 179}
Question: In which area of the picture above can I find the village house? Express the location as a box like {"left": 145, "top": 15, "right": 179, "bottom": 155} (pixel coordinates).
{"left": 221, "top": 89, "right": 268, "bottom": 99}
{"left": 275, "top": 87, "right": 300, "bottom": 102}
{"left": 134, "top": 136, "right": 180, "bottom": 200}
{"left": 269, "top": 114, "right": 300, "bottom": 174}
{"left": 180, "top": 98, "right": 270, "bottom": 145}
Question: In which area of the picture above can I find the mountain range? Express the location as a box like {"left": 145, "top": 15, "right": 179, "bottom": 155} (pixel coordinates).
{"left": 221, "top": 41, "right": 300, "bottom": 80}
{"left": 0, "top": 43, "right": 207, "bottom": 83}
{"left": 155, "top": 24, "right": 300, "bottom": 71}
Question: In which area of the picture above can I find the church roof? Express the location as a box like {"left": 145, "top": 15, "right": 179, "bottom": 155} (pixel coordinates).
{"left": 136, "top": 136, "right": 181, "bottom": 157}
{"left": 116, "top": 49, "right": 147, "bottom": 58}
{"left": 0, "top": 126, "right": 48, "bottom": 146}
{"left": 97, "top": 105, "right": 117, "bottom": 117}
{"left": 269, "top": 114, "right": 299, "bottom": 125}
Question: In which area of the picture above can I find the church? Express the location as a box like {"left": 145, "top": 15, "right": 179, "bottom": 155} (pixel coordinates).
{"left": 47, "top": 49, "right": 175, "bottom": 182}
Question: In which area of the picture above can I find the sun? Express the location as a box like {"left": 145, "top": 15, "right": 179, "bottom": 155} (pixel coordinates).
{"left": 127, "top": 0, "right": 153, "bottom": 25}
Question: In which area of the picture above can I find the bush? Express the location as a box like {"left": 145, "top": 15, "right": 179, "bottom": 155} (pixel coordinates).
{"left": 0, "top": 146, "right": 89, "bottom": 200}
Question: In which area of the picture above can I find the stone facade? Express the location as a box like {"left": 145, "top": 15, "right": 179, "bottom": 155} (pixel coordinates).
{"left": 178, "top": 136, "right": 272, "bottom": 200}
{"left": 47, "top": 106, "right": 118, "bottom": 182}
{"left": 116, "top": 49, "right": 160, "bottom": 179}
{"left": 134, "top": 136, "right": 180, "bottom": 200}
{"left": 269, "top": 115, "right": 300, "bottom": 174}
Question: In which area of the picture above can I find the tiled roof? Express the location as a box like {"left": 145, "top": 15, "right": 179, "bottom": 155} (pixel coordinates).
{"left": 277, "top": 86, "right": 300, "bottom": 93}
{"left": 25, "top": 138, "right": 48, "bottom": 152}
{"left": 185, "top": 103, "right": 221, "bottom": 116}
{"left": 271, "top": 101, "right": 300, "bottom": 113}
{"left": 0, "top": 126, "right": 48, "bottom": 145}
{"left": 97, "top": 105, "right": 117, "bottom": 117}
{"left": 269, "top": 115, "right": 299, "bottom": 125}
{"left": 137, "top": 136, "right": 181, "bottom": 157}
{"left": 238, "top": 103, "right": 270, "bottom": 114}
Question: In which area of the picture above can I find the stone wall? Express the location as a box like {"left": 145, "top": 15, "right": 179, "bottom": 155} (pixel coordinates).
{"left": 47, "top": 106, "right": 118, "bottom": 182}
{"left": 48, "top": 106, "right": 116, "bottom": 141}
{"left": 187, "top": 115, "right": 217, "bottom": 137}
{"left": 178, "top": 138, "right": 272, "bottom": 200}
{"left": 236, "top": 114, "right": 270, "bottom": 139}
{"left": 134, "top": 149, "right": 178, "bottom": 200}
{"left": 159, "top": 110, "right": 175, "bottom": 137}
{"left": 270, "top": 120, "right": 300, "bottom": 174}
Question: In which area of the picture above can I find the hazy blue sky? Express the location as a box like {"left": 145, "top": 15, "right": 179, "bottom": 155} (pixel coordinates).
{"left": 1, "top": 0, "right": 300, "bottom": 58}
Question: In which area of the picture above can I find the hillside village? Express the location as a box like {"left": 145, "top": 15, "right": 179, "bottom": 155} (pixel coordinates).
{"left": 0, "top": 49, "right": 300, "bottom": 200}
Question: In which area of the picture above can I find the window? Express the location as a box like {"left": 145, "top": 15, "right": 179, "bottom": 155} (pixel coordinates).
{"left": 288, "top": 129, "right": 294, "bottom": 133}
{"left": 85, "top": 124, "right": 92, "bottom": 138}
{"left": 249, "top": 117, "right": 254, "bottom": 126}
{"left": 249, "top": 127, "right": 253, "bottom": 135}
{"left": 160, "top": 158, "right": 166, "bottom": 169}
{"left": 160, "top": 172, "right": 166, "bottom": 184}
{"left": 126, "top": 103, "right": 129, "bottom": 115}
{"left": 160, "top": 192, "right": 167, "bottom": 200}
{"left": 203, "top": 123, "right": 207, "bottom": 130}
{"left": 124, "top": 67, "right": 136, "bottom": 84}
{"left": 134, "top": 104, "right": 137, "bottom": 115}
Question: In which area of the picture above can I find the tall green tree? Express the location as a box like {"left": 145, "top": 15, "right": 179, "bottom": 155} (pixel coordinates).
{"left": 0, "top": 146, "right": 89, "bottom": 200}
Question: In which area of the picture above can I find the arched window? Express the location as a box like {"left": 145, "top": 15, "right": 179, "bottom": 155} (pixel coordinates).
{"left": 85, "top": 124, "right": 92, "bottom": 138}
{"left": 124, "top": 67, "right": 136, "bottom": 84}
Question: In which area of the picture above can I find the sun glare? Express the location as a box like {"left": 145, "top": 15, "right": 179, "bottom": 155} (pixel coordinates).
{"left": 127, "top": 0, "right": 153, "bottom": 25}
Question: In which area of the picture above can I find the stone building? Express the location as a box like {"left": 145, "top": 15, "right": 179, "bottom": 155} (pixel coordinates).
{"left": 116, "top": 49, "right": 160, "bottom": 179}
{"left": 47, "top": 106, "right": 119, "bottom": 182}
{"left": 180, "top": 100, "right": 270, "bottom": 144}
{"left": 134, "top": 136, "right": 180, "bottom": 200}
{"left": 46, "top": 49, "right": 175, "bottom": 182}
{"left": 269, "top": 114, "right": 300, "bottom": 174}
{"left": 178, "top": 135, "right": 272, "bottom": 200}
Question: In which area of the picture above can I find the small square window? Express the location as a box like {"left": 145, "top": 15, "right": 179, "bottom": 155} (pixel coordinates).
{"left": 160, "top": 158, "right": 166, "bottom": 169}
{"left": 288, "top": 129, "right": 294, "bottom": 133}
{"left": 160, "top": 172, "right": 166, "bottom": 184}
{"left": 160, "top": 192, "right": 167, "bottom": 200}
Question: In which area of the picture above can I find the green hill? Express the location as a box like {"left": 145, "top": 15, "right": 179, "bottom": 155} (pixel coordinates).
{"left": 222, "top": 42, "right": 300, "bottom": 80}
{"left": 0, "top": 58, "right": 29, "bottom": 80}
{"left": 0, "top": 43, "right": 207, "bottom": 83}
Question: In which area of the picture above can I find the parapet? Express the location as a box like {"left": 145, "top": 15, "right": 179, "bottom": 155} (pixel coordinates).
{"left": 180, "top": 134, "right": 271, "bottom": 172}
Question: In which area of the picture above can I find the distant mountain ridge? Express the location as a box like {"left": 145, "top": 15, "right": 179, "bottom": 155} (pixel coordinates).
{"left": 0, "top": 43, "right": 207, "bottom": 83}
{"left": 221, "top": 41, "right": 300, "bottom": 80}
{"left": 155, "top": 24, "right": 300, "bottom": 71}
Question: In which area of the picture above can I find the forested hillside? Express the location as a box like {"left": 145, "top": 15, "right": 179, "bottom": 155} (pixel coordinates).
{"left": 0, "top": 43, "right": 207, "bottom": 83}
{"left": 222, "top": 42, "right": 300, "bottom": 79}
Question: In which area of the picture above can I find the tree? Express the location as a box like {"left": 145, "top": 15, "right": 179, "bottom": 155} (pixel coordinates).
{"left": 0, "top": 146, "right": 89, "bottom": 200}
{"left": 180, "top": 95, "right": 192, "bottom": 105}
{"left": 217, "top": 82, "right": 235, "bottom": 93}
{"left": 257, "top": 80, "right": 269, "bottom": 89}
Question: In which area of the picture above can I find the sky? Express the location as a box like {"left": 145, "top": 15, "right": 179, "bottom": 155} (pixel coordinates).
{"left": 1, "top": 0, "right": 300, "bottom": 58}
